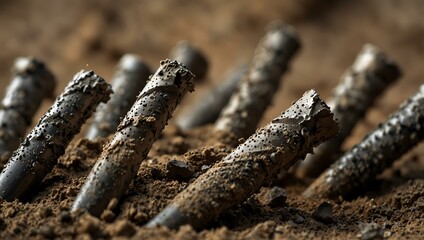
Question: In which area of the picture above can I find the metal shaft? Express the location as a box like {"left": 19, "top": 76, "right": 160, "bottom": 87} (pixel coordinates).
{"left": 146, "top": 89, "right": 339, "bottom": 230}
{"left": 0, "top": 70, "right": 111, "bottom": 201}
{"left": 296, "top": 44, "right": 401, "bottom": 178}
{"left": 304, "top": 85, "right": 424, "bottom": 199}
{"left": 72, "top": 60, "right": 195, "bottom": 216}
{"left": 86, "top": 54, "right": 151, "bottom": 140}
{"left": 0, "top": 57, "right": 56, "bottom": 165}
{"left": 176, "top": 64, "right": 247, "bottom": 131}
{"left": 214, "top": 21, "right": 300, "bottom": 139}
{"left": 169, "top": 41, "right": 208, "bottom": 81}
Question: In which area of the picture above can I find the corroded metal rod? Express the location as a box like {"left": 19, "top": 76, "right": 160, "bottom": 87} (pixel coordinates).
{"left": 72, "top": 60, "right": 195, "bottom": 216}
{"left": 146, "top": 90, "right": 339, "bottom": 230}
{"left": 0, "top": 57, "right": 56, "bottom": 165}
{"left": 0, "top": 70, "right": 111, "bottom": 201}
{"left": 303, "top": 85, "right": 424, "bottom": 199}
{"left": 86, "top": 54, "right": 151, "bottom": 140}
{"left": 214, "top": 22, "right": 300, "bottom": 139}
{"left": 169, "top": 41, "right": 208, "bottom": 81}
{"left": 296, "top": 44, "right": 401, "bottom": 178}
{"left": 176, "top": 64, "right": 247, "bottom": 131}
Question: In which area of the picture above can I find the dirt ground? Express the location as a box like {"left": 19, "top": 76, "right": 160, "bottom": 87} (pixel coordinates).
{"left": 0, "top": 0, "right": 423, "bottom": 239}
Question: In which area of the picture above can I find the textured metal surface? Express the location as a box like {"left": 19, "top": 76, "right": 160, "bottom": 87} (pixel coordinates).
{"left": 214, "top": 22, "right": 300, "bottom": 139}
{"left": 146, "top": 90, "right": 339, "bottom": 230}
{"left": 0, "top": 70, "right": 111, "bottom": 201}
{"left": 304, "top": 85, "right": 424, "bottom": 199}
{"left": 86, "top": 54, "right": 151, "bottom": 139}
{"left": 72, "top": 60, "right": 195, "bottom": 216}
{"left": 0, "top": 57, "right": 56, "bottom": 165}
{"left": 296, "top": 44, "right": 401, "bottom": 178}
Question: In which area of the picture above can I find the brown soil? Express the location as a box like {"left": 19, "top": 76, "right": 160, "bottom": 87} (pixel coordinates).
{"left": 0, "top": 0, "right": 424, "bottom": 239}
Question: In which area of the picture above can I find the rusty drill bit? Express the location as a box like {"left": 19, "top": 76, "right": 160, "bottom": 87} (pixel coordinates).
{"left": 86, "top": 54, "right": 151, "bottom": 140}
{"left": 0, "top": 70, "right": 111, "bottom": 201}
{"left": 169, "top": 41, "right": 208, "bottom": 81}
{"left": 176, "top": 64, "right": 248, "bottom": 131}
{"left": 72, "top": 60, "right": 195, "bottom": 216}
{"left": 303, "top": 85, "right": 424, "bottom": 200}
{"left": 214, "top": 21, "right": 300, "bottom": 139}
{"left": 0, "top": 57, "right": 56, "bottom": 165}
{"left": 146, "top": 90, "right": 339, "bottom": 230}
{"left": 296, "top": 44, "right": 401, "bottom": 178}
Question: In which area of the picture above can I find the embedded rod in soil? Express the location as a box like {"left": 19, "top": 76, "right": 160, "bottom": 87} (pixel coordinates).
{"left": 296, "top": 44, "right": 401, "bottom": 178}
{"left": 0, "top": 57, "right": 56, "bottom": 166}
{"left": 72, "top": 60, "right": 195, "bottom": 216}
{"left": 214, "top": 21, "right": 300, "bottom": 139}
{"left": 176, "top": 64, "right": 247, "bottom": 131}
{"left": 86, "top": 54, "right": 151, "bottom": 140}
{"left": 0, "top": 70, "right": 111, "bottom": 201}
{"left": 146, "top": 90, "right": 339, "bottom": 230}
{"left": 303, "top": 85, "right": 424, "bottom": 200}
{"left": 169, "top": 41, "right": 208, "bottom": 81}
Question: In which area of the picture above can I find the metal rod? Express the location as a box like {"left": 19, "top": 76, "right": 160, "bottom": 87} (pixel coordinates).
{"left": 303, "top": 85, "right": 424, "bottom": 199}
{"left": 0, "top": 57, "right": 56, "bottom": 166}
{"left": 0, "top": 70, "right": 111, "bottom": 201}
{"left": 146, "top": 89, "right": 339, "bottom": 230}
{"left": 296, "top": 44, "right": 401, "bottom": 178}
{"left": 71, "top": 60, "right": 195, "bottom": 216}
{"left": 214, "top": 21, "right": 300, "bottom": 139}
{"left": 86, "top": 54, "right": 151, "bottom": 140}
{"left": 176, "top": 64, "right": 247, "bottom": 131}
{"left": 169, "top": 41, "right": 208, "bottom": 82}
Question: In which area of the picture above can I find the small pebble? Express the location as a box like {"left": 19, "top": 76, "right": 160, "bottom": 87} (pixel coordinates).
{"left": 60, "top": 211, "right": 72, "bottom": 223}
{"left": 358, "top": 222, "right": 385, "bottom": 240}
{"left": 312, "top": 202, "right": 333, "bottom": 224}
{"left": 293, "top": 213, "right": 305, "bottom": 224}
{"left": 166, "top": 159, "right": 194, "bottom": 180}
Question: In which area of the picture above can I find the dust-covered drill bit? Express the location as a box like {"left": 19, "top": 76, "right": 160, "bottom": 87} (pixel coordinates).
{"left": 146, "top": 90, "right": 339, "bottom": 230}
{"left": 303, "top": 85, "right": 424, "bottom": 200}
{"left": 176, "top": 64, "right": 247, "bottom": 131}
{"left": 214, "top": 21, "right": 300, "bottom": 139}
{"left": 72, "top": 60, "right": 195, "bottom": 216}
{"left": 169, "top": 41, "right": 208, "bottom": 81}
{"left": 86, "top": 54, "right": 151, "bottom": 140}
{"left": 296, "top": 44, "right": 401, "bottom": 178}
{"left": 0, "top": 57, "right": 56, "bottom": 165}
{"left": 0, "top": 70, "right": 111, "bottom": 201}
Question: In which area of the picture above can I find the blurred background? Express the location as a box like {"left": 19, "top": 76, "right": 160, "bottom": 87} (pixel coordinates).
{"left": 0, "top": 0, "right": 423, "bottom": 152}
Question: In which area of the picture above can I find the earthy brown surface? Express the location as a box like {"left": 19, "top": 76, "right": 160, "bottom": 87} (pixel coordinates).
{"left": 0, "top": 0, "right": 424, "bottom": 239}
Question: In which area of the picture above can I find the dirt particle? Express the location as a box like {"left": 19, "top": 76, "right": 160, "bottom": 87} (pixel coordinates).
{"left": 38, "top": 225, "right": 56, "bottom": 239}
{"left": 166, "top": 159, "right": 194, "bottom": 180}
{"left": 257, "top": 187, "right": 287, "bottom": 207}
{"left": 357, "top": 222, "right": 385, "bottom": 240}
{"left": 101, "top": 209, "right": 115, "bottom": 222}
{"left": 108, "top": 219, "right": 136, "bottom": 237}
{"left": 312, "top": 202, "right": 334, "bottom": 224}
